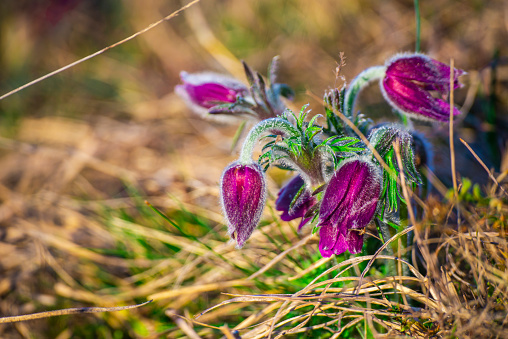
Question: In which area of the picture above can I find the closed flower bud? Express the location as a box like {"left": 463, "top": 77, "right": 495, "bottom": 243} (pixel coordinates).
{"left": 380, "top": 53, "right": 465, "bottom": 122}
{"left": 275, "top": 175, "right": 317, "bottom": 231}
{"left": 368, "top": 124, "right": 422, "bottom": 184}
{"left": 175, "top": 71, "right": 248, "bottom": 116}
{"left": 317, "top": 159, "right": 381, "bottom": 257}
{"left": 220, "top": 162, "right": 267, "bottom": 248}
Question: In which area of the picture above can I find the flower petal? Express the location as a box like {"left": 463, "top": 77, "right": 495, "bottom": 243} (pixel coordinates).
{"left": 382, "top": 76, "right": 460, "bottom": 122}
{"left": 386, "top": 55, "right": 464, "bottom": 93}
{"left": 319, "top": 161, "right": 360, "bottom": 222}
{"left": 318, "top": 222, "right": 340, "bottom": 257}
{"left": 275, "top": 175, "right": 317, "bottom": 229}
{"left": 176, "top": 71, "right": 249, "bottom": 117}
{"left": 345, "top": 229, "right": 364, "bottom": 254}
{"left": 317, "top": 159, "right": 381, "bottom": 257}
{"left": 220, "top": 162, "right": 267, "bottom": 247}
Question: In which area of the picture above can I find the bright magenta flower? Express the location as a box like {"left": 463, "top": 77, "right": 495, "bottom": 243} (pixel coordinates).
{"left": 380, "top": 54, "right": 465, "bottom": 122}
{"left": 175, "top": 72, "right": 248, "bottom": 116}
{"left": 275, "top": 175, "right": 317, "bottom": 231}
{"left": 220, "top": 162, "right": 267, "bottom": 248}
{"left": 318, "top": 159, "right": 381, "bottom": 257}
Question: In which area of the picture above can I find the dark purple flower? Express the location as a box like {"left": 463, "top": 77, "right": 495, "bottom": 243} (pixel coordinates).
{"left": 220, "top": 162, "right": 267, "bottom": 248}
{"left": 380, "top": 54, "right": 465, "bottom": 122}
{"left": 317, "top": 159, "right": 381, "bottom": 257}
{"left": 275, "top": 175, "right": 317, "bottom": 231}
{"left": 176, "top": 72, "right": 248, "bottom": 116}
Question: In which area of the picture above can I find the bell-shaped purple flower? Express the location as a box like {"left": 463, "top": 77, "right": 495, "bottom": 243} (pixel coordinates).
{"left": 175, "top": 71, "right": 248, "bottom": 116}
{"left": 380, "top": 53, "right": 465, "bottom": 122}
{"left": 317, "top": 159, "right": 381, "bottom": 257}
{"left": 220, "top": 161, "right": 267, "bottom": 248}
{"left": 275, "top": 175, "right": 317, "bottom": 231}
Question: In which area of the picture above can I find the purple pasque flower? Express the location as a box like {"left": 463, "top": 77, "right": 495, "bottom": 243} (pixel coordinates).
{"left": 220, "top": 161, "right": 267, "bottom": 248}
{"left": 317, "top": 158, "right": 381, "bottom": 257}
{"left": 275, "top": 175, "right": 317, "bottom": 231}
{"left": 175, "top": 71, "right": 248, "bottom": 116}
{"left": 380, "top": 53, "right": 465, "bottom": 122}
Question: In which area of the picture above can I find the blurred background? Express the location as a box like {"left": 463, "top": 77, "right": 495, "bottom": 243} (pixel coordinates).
{"left": 0, "top": 0, "right": 507, "bottom": 337}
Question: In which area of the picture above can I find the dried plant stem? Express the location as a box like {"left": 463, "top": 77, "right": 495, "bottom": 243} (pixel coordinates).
{"left": 166, "top": 309, "right": 202, "bottom": 339}
{"left": 0, "top": 301, "right": 152, "bottom": 324}
{"left": 460, "top": 138, "right": 508, "bottom": 197}
{"left": 449, "top": 59, "right": 460, "bottom": 224}
{"left": 374, "top": 218, "right": 397, "bottom": 276}
{"left": 393, "top": 141, "right": 414, "bottom": 278}
{"left": 0, "top": 0, "right": 201, "bottom": 101}
{"left": 393, "top": 142, "right": 416, "bottom": 227}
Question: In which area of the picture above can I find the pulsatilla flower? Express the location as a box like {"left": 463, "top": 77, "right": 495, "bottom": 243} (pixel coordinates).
{"left": 175, "top": 71, "right": 248, "bottom": 116}
{"left": 318, "top": 159, "right": 381, "bottom": 257}
{"left": 380, "top": 54, "right": 465, "bottom": 122}
{"left": 220, "top": 162, "right": 267, "bottom": 248}
{"left": 275, "top": 175, "right": 317, "bottom": 231}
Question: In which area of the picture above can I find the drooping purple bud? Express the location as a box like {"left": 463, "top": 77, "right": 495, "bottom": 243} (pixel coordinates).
{"left": 275, "top": 175, "right": 317, "bottom": 231}
{"left": 175, "top": 71, "right": 248, "bottom": 116}
{"left": 317, "top": 159, "right": 381, "bottom": 257}
{"left": 380, "top": 54, "right": 465, "bottom": 122}
{"left": 220, "top": 161, "right": 267, "bottom": 248}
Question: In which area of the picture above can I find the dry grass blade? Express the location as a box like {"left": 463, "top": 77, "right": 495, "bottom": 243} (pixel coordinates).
{"left": 0, "top": 0, "right": 201, "bottom": 101}
{"left": 0, "top": 300, "right": 152, "bottom": 324}
{"left": 149, "top": 279, "right": 254, "bottom": 301}
{"left": 166, "top": 309, "right": 202, "bottom": 339}
{"left": 248, "top": 233, "right": 314, "bottom": 280}
{"left": 357, "top": 227, "right": 415, "bottom": 290}
{"left": 460, "top": 138, "right": 508, "bottom": 197}
{"left": 288, "top": 256, "right": 332, "bottom": 281}
{"left": 449, "top": 59, "right": 459, "bottom": 204}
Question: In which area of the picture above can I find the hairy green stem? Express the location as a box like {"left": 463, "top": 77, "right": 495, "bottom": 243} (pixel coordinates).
{"left": 343, "top": 66, "right": 386, "bottom": 119}
{"left": 239, "top": 118, "right": 298, "bottom": 164}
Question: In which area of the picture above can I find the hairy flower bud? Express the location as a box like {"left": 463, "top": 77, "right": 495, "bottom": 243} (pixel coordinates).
{"left": 175, "top": 71, "right": 248, "bottom": 116}
{"left": 380, "top": 53, "right": 465, "bottom": 122}
{"left": 368, "top": 124, "right": 422, "bottom": 184}
{"left": 275, "top": 175, "right": 317, "bottom": 231}
{"left": 220, "top": 162, "right": 267, "bottom": 248}
{"left": 317, "top": 159, "right": 381, "bottom": 257}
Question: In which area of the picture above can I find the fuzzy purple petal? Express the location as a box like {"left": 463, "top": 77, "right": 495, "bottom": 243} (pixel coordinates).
{"left": 386, "top": 55, "right": 464, "bottom": 93}
{"left": 177, "top": 72, "right": 248, "bottom": 113}
{"left": 275, "top": 175, "right": 305, "bottom": 220}
{"left": 297, "top": 216, "right": 313, "bottom": 231}
{"left": 221, "top": 162, "right": 266, "bottom": 247}
{"left": 319, "top": 161, "right": 360, "bottom": 222}
{"left": 318, "top": 222, "right": 340, "bottom": 258}
{"left": 382, "top": 76, "right": 460, "bottom": 122}
{"left": 317, "top": 159, "right": 381, "bottom": 257}
{"left": 183, "top": 82, "right": 239, "bottom": 108}
{"left": 382, "top": 54, "right": 465, "bottom": 122}
{"left": 275, "top": 175, "right": 316, "bottom": 230}
{"left": 331, "top": 232, "right": 349, "bottom": 256}
{"left": 345, "top": 229, "right": 364, "bottom": 254}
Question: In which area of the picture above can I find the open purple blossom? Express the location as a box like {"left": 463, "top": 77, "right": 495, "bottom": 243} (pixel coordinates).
{"left": 318, "top": 159, "right": 381, "bottom": 257}
{"left": 380, "top": 53, "right": 465, "bottom": 122}
{"left": 175, "top": 71, "right": 248, "bottom": 117}
{"left": 275, "top": 175, "right": 317, "bottom": 231}
{"left": 220, "top": 161, "right": 267, "bottom": 248}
